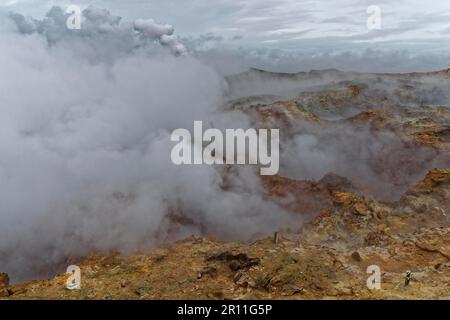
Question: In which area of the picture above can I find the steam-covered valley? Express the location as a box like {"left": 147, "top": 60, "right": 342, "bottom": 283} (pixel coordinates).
{"left": 1, "top": 4, "right": 450, "bottom": 300}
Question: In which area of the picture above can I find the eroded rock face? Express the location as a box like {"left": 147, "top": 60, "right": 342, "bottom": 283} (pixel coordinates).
{"left": 3, "top": 69, "right": 450, "bottom": 300}
{"left": 228, "top": 69, "right": 450, "bottom": 202}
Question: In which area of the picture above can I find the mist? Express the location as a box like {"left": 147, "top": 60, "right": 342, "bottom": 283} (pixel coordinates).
{"left": 225, "top": 69, "right": 450, "bottom": 202}
{"left": 0, "top": 6, "right": 298, "bottom": 281}
{"left": 1, "top": 5, "right": 449, "bottom": 283}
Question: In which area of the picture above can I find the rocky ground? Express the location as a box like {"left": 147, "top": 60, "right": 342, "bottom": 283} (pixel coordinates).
{"left": 1, "top": 68, "right": 450, "bottom": 300}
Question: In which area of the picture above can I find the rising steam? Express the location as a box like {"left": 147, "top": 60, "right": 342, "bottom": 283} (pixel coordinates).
{"left": 0, "top": 6, "right": 296, "bottom": 281}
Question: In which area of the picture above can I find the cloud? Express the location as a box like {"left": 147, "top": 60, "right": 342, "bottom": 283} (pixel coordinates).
{"left": 8, "top": 5, "right": 188, "bottom": 56}
{"left": 3, "top": 0, "right": 450, "bottom": 53}
{"left": 190, "top": 45, "right": 450, "bottom": 74}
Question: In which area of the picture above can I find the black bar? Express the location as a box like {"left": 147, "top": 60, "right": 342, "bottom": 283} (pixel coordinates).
{"left": 0, "top": 300, "right": 443, "bottom": 319}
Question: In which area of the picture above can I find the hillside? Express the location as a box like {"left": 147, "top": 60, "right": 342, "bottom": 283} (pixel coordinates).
{"left": 2, "top": 68, "right": 450, "bottom": 300}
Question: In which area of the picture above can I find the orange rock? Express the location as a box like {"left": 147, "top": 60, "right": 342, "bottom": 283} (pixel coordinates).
{"left": 353, "top": 202, "right": 370, "bottom": 216}
{"left": 409, "top": 168, "right": 450, "bottom": 194}
{"left": 333, "top": 192, "right": 355, "bottom": 206}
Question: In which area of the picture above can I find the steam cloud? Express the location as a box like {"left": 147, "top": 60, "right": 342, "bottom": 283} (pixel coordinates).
{"left": 9, "top": 6, "right": 187, "bottom": 56}
{"left": 0, "top": 6, "right": 296, "bottom": 281}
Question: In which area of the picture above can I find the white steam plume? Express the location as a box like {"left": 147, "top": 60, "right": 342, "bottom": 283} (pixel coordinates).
{"left": 9, "top": 6, "right": 187, "bottom": 56}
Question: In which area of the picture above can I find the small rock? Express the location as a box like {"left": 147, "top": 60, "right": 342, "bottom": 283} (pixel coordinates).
{"left": 365, "top": 230, "right": 392, "bottom": 247}
{"left": 0, "top": 287, "right": 11, "bottom": 298}
{"left": 333, "top": 192, "right": 354, "bottom": 206}
{"left": 197, "top": 266, "right": 217, "bottom": 279}
{"left": 206, "top": 251, "right": 260, "bottom": 271}
{"left": 0, "top": 273, "right": 9, "bottom": 287}
{"left": 208, "top": 291, "right": 224, "bottom": 299}
{"left": 353, "top": 202, "right": 370, "bottom": 216}
{"left": 233, "top": 271, "right": 255, "bottom": 288}
{"left": 351, "top": 251, "right": 362, "bottom": 262}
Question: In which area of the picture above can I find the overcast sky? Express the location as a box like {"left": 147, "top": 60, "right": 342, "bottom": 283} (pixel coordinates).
{"left": 1, "top": 0, "right": 450, "bottom": 71}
